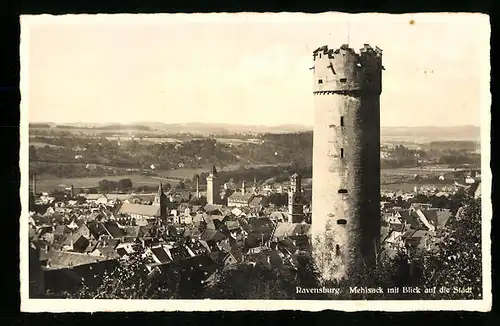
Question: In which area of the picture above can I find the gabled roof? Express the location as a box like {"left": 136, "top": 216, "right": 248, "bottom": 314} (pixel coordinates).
{"left": 62, "top": 224, "right": 91, "bottom": 246}
{"left": 84, "top": 194, "right": 101, "bottom": 200}
{"left": 421, "top": 209, "right": 451, "bottom": 228}
{"left": 389, "top": 223, "right": 405, "bottom": 233}
{"left": 103, "top": 221, "right": 126, "bottom": 239}
{"left": 269, "top": 211, "right": 287, "bottom": 220}
{"left": 200, "top": 229, "right": 227, "bottom": 242}
{"left": 41, "top": 250, "right": 115, "bottom": 270}
{"left": 227, "top": 192, "right": 254, "bottom": 204}
{"left": 150, "top": 246, "right": 172, "bottom": 264}
{"left": 400, "top": 210, "right": 423, "bottom": 229}
{"left": 169, "top": 246, "right": 191, "bottom": 261}
{"left": 124, "top": 226, "right": 141, "bottom": 238}
{"left": 87, "top": 221, "right": 111, "bottom": 239}
{"left": 225, "top": 220, "right": 241, "bottom": 231}
{"left": 204, "top": 204, "right": 224, "bottom": 213}
{"left": 118, "top": 203, "right": 161, "bottom": 217}
{"left": 272, "top": 222, "right": 311, "bottom": 240}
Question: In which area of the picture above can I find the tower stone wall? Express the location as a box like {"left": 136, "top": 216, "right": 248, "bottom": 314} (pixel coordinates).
{"left": 288, "top": 173, "right": 304, "bottom": 223}
{"left": 206, "top": 164, "right": 220, "bottom": 205}
{"left": 311, "top": 44, "right": 382, "bottom": 280}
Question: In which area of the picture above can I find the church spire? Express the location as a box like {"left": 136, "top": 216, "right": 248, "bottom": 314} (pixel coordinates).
{"left": 211, "top": 164, "right": 218, "bottom": 176}
{"left": 158, "top": 182, "right": 164, "bottom": 196}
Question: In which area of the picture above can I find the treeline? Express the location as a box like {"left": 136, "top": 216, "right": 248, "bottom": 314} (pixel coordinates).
{"left": 98, "top": 178, "right": 133, "bottom": 192}
{"left": 428, "top": 140, "right": 479, "bottom": 150}
{"left": 193, "top": 164, "right": 312, "bottom": 186}
{"left": 29, "top": 123, "right": 52, "bottom": 128}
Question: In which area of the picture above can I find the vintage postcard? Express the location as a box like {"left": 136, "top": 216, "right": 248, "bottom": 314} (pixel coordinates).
{"left": 19, "top": 12, "right": 491, "bottom": 312}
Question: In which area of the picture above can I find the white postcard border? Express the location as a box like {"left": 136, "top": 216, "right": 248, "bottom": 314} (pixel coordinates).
{"left": 19, "top": 12, "right": 492, "bottom": 312}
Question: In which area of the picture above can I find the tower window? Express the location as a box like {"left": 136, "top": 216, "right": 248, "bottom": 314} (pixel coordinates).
{"left": 338, "top": 189, "right": 348, "bottom": 194}
{"left": 337, "top": 219, "right": 347, "bottom": 225}
{"left": 340, "top": 148, "right": 344, "bottom": 158}
{"left": 335, "top": 244, "right": 340, "bottom": 256}
{"left": 339, "top": 78, "right": 347, "bottom": 83}
{"left": 318, "top": 79, "right": 323, "bottom": 84}
{"left": 340, "top": 116, "right": 344, "bottom": 127}
{"left": 319, "top": 53, "right": 322, "bottom": 59}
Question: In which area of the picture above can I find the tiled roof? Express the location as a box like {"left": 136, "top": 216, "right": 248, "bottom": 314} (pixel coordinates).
{"left": 103, "top": 194, "right": 134, "bottom": 201}
{"left": 200, "top": 229, "right": 227, "bottom": 242}
{"left": 124, "top": 226, "right": 141, "bottom": 237}
{"left": 151, "top": 246, "right": 172, "bottom": 264}
{"left": 84, "top": 194, "right": 101, "bottom": 200}
{"left": 269, "top": 211, "right": 287, "bottom": 220}
{"left": 169, "top": 246, "right": 191, "bottom": 261}
{"left": 118, "top": 203, "right": 161, "bottom": 217}
{"left": 389, "top": 223, "right": 405, "bottom": 233}
{"left": 41, "top": 250, "right": 114, "bottom": 270}
{"left": 225, "top": 220, "right": 241, "bottom": 231}
{"left": 400, "top": 210, "right": 422, "bottom": 229}
{"left": 103, "top": 221, "right": 126, "bottom": 239}
{"left": 272, "top": 222, "right": 311, "bottom": 240}
{"left": 421, "top": 209, "right": 451, "bottom": 228}
{"left": 227, "top": 192, "right": 254, "bottom": 204}
{"left": 204, "top": 204, "right": 224, "bottom": 212}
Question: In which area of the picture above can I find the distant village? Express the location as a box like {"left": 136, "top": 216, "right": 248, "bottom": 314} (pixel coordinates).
{"left": 27, "top": 163, "right": 481, "bottom": 298}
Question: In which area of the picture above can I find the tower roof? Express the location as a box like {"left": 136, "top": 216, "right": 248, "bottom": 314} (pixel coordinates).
{"left": 157, "top": 183, "right": 164, "bottom": 196}
{"left": 211, "top": 164, "right": 218, "bottom": 176}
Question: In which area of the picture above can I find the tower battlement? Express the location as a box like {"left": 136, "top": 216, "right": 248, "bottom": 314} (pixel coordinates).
{"left": 313, "top": 44, "right": 383, "bottom": 94}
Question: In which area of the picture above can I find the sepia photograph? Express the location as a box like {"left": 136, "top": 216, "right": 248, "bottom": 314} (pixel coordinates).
{"left": 19, "top": 12, "right": 491, "bottom": 312}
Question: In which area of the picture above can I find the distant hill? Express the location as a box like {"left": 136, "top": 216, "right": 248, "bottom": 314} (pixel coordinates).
{"left": 30, "top": 121, "right": 313, "bottom": 135}
{"left": 30, "top": 122, "right": 480, "bottom": 141}
{"left": 380, "top": 125, "right": 481, "bottom": 142}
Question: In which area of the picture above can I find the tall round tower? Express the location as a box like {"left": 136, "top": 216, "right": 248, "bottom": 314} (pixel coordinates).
{"left": 311, "top": 44, "right": 383, "bottom": 281}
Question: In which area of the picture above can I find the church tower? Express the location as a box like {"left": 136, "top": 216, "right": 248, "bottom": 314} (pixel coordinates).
{"left": 311, "top": 44, "right": 383, "bottom": 281}
{"left": 195, "top": 175, "right": 200, "bottom": 199}
{"left": 153, "top": 183, "right": 168, "bottom": 219}
{"left": 288, "top": 172, "right": 304, "bottom": 223}
{"left": 206, "top": 164, "right": 220, "bottom": 205}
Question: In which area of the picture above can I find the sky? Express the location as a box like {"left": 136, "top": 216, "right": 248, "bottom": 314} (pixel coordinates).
{"left": 21, "top": 13, "right": 490, "bottom": 127}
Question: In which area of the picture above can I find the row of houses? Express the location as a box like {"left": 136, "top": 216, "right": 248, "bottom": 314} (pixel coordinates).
{"left": 28, "top": 188, "right": 312, "bottom": 297}
{"left": 380, "top": 202, "right": 453, "bottom": 259}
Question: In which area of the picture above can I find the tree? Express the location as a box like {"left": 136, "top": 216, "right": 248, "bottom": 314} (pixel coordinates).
{"left": 205, "top": 263, "right": 294, "bottom": 299}
{"left": 63, "top": 247, "right": 182, "bottom": 299}
{"left": 118, "top": 178, "right": 133, "bottom": 190}
{"left": 416, "top": 197, "right": 482, "bottom": 299}
{"left": 176, "top": 181, "right": 186, "bottom": 190}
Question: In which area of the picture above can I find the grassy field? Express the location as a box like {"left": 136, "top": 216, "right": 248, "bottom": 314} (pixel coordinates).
{"left": 381, "top": 182, "right": 447, "bottom": 192}
{"left": 30, "top": 142, "right": 64, "bottom": 149}
{"left": 34, "top": 174, "right": 181, "bottom": 192}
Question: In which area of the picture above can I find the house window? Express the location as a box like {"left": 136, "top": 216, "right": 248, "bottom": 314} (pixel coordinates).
{"left": 335, "top": 244, "right": 340, "bottom": 256}
{"left": 338, "top": 189, "right": 348, "bottom": 194}
{"left": 337, "top": 219, "right": 347, "bottom": 225}
{"left": 318, "top": 79, "right": 323, "bottom": 84}
{"left": 340, "top": 116, "right": 344, "bottom": 127}
{"left": 340, "top": 148, "right": 344, "bottom": 158}
{"left": 340, "top": 78, "right": 347, "bottom": 83}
